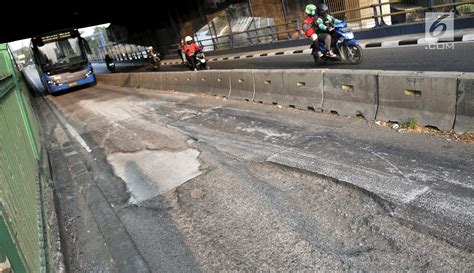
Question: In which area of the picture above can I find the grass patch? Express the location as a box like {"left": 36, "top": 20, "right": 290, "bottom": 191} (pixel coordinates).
{"left": 401, "top": 118, "right": 417, "bottom": 129}
{"left": 374, "top": 120, "right": 474, "bottom": 144}
{"left": 458, "top": 132, "right": 474, "bottom": 142}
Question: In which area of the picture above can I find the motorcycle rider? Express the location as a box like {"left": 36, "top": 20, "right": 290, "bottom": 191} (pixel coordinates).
{"left": 302, "top": 4, "right": 323, "bottom": 59}
{"left": 147, "top": 46, "right": 159, "bottom": 59}
{"left": 105, "top": 54, "right": 113, "bottom": 65}
{"left": 104, "top": 54, "right": 115, "bottom": 72}
{"left": 147, "top": 46, "right": 160, "bottom": 70}
{"left": 316, "top": 3, "right": 342, "bottom": 58}
{"left": 183, "top": 36, "right": 202, "bottom": 71}
{"left": 105, "top": 54, "right": 113, "bottom": 63}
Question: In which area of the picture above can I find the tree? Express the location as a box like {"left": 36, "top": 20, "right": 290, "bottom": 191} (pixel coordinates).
{"left": 85, "top": 27, "right": 110, "bottom": 58}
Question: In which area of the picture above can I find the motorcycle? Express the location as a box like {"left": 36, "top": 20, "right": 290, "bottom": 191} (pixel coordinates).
{"left": 106, "top": 61, "right": 116, "bottom": 73}
{"left": 193, "top": 51, "right": 209, "bottom": 70}
{"left": 311, "top": 20, "right": 363, "bottom": 65}
{"left": 150, "top": 52, "right": 161, "bottom": 71}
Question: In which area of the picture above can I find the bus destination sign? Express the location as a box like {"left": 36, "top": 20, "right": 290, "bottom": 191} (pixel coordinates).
{"left": 40, "top": 31, "right": 74, "bottom": 43}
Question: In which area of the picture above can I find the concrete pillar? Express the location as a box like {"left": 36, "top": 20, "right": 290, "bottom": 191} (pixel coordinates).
{"left": 355, "top": 0, "right": 391, "bottom": 28}
{"left": 357, "top": 0, "right": 374, "bottom": 28}
{"left": 326, "top": 0, "right": 380, "bottom": 29}
{"left": 280, "top": 0, "right": 307, "bottom": 39}
{"left": 248, "top": 0, "right": 287, "bottom": 40}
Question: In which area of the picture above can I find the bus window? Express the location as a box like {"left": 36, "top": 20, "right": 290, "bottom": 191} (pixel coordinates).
{"left": 82, "top": 38, "right": 92, "bottom": 55}
{"left": 36, "top": 37, "right": 85, "bottom": 71}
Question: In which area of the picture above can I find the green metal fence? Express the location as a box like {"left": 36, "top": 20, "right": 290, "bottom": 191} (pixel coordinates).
{"left": 0, "top": 43, "right": 47, "bottom": 272}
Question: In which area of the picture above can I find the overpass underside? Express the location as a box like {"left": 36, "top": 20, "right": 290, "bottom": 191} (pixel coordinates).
{"left": 105, "top": 0, "right": 399, "bottom": 54}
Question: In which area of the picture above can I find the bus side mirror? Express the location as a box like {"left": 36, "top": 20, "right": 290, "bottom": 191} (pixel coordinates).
{"left": 83, "top": 39, "right": 92, "bottom": 54}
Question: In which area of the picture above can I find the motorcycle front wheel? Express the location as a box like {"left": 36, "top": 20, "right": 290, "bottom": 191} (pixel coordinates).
{"left": 343, "top": 44, "right": 363, "bottom": 65}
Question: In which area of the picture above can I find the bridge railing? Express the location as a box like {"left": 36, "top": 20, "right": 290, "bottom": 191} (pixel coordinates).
{"left": 89, "top": 44, "right": 150, "bottom": 63}
{"left": 331, "top": 0, "right": 474, "bottom": 27}
{"left": 193, "top": 20, "right": 303, "bottom": 52}
{"left": 94, "top": 0, "right": 473, "bottom": 62}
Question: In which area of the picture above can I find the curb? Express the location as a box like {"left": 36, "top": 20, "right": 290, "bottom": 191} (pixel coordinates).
{"left": 40, "top": 144, "right": 67, "bottom": 273}
{"left": 42, "top": 96, "right": 151, "bottom": 273}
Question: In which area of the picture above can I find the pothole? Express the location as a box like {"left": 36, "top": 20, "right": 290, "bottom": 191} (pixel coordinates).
{"left": 108, "top": 149, "right": 202, "bottom": 204}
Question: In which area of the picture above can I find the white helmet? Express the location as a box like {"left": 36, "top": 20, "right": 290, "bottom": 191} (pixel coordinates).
{"left": 185, "top": 36, "right": 193, "bottom": 42}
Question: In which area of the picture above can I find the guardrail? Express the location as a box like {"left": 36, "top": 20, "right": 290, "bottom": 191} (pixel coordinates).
{"left": 96, "top": 0, "right": 473, "bottom": 61}
{"left": 0, "top": 44, "right": 49, "bottom": 273}
{"left": 193, "top": 20, "right": 302, "bottom": 52}
{"left": 337, "top": 0, "right": 474, "bottom": 26}
{"left": 89, "top": 50, "right": 149, "bottom": 63}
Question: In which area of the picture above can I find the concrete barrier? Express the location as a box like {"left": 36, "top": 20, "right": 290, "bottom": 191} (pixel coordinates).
{"left": 198, "top": 71, "right": 230, "bottom": 97}
{"left": 253, "top": 70, "right": 285, "bottom": 104}
{"left": 130, "top": 73, "right": 142, "bottom": 88}
{"left": 322, "top": 70, "right": 379, "bottom": 119}
{"left": 228, "top": 70, "right": 255, "bottom": 101}
{"left": 377, "top": 71, "right": 461, "bottom": 131}
{"left": 161, "top": 72, "right": 176, "bottom": 91}
{"left": 139, "top": 72, "right": 162, "bottom": 90}
{"left": 118, "top": 74, "right": 130, "bottom": 87}
{"left": 282, "top": 69, "right": 324, "bottom": 110}
{"left": 109, "top": 73, "right": 133, "bottom": 88}
{"left": 95, "top": 74, "right": 113, "bottom": 86}
{"left": 167, "top": 72, "right": 200, "bottom": 93}
{"left": 96, "top": 74, "right": 128, "bottom": 87}
{"left": 96, "top": 70, "right": 473, "bottom": 133}
{"left": 112, "top": 73, "right": 133, "bottom": 88}
{"left": 455, "top": 74, "right": 474, "bottom": 132}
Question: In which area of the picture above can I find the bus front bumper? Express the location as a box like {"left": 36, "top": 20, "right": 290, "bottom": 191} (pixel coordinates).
{"left": 49, "top": 74, "right": 96, "bottom": 93}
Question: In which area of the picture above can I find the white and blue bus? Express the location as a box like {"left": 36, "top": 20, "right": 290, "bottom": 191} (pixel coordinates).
{"left": 31, "top": 29, "right": 95, "bottom": 93}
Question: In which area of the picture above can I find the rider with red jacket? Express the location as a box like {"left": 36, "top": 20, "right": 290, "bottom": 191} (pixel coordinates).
{"left": 302, "top": 4, "right": 323, "bottom": 58}
{"left": 183, "top": 36, "right": 202, "bottom": 71}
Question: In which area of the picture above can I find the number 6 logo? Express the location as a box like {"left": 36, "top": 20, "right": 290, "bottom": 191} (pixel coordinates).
{"left": 429, "top": 14, "right": 450, "bottom": 38}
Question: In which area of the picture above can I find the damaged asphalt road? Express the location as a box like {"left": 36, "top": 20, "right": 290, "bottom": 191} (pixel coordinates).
{"left": 38, "top": 84, "right": 473, "bottom": 272}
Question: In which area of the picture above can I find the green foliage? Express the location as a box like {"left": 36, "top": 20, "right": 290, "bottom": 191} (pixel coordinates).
{"left": 457, "top": 4, "right": 474, "bottom": 14}
{"left": 401, "top": 118, "right": 417, "bottom": 129}
{"left": 84, "top": 27, "right": 110, "bottom": 57}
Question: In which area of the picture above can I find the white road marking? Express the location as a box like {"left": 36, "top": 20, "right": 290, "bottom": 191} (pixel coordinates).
{"left": 462, "top": 34, "right": 474, "bottom": 41}
{"left": 381, "top": 40, "right": 400, "bottom": 47}
{"left": 417, "top": 37, "right": 438, "bottom": 44}
{"left": 46, "top": 97, "right": 92, "bottom": 153}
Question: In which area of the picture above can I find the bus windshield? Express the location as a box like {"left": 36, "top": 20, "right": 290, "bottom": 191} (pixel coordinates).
{"left": 36, "top": 37, "right": 86, "bottom": 71}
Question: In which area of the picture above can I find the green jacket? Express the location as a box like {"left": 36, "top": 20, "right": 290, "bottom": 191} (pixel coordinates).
{"left": 316, "top": 15, "right": 342, "bottom": 32}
